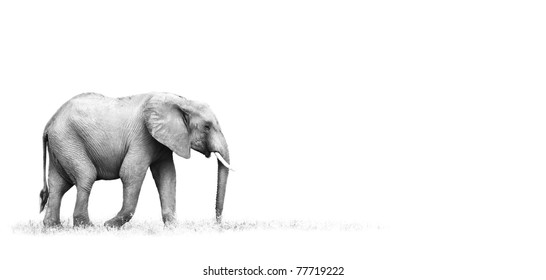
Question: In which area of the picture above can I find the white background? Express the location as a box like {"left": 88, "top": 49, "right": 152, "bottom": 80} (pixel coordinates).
{"left": 1, "top": 0, "right": 545, "bottom": 279}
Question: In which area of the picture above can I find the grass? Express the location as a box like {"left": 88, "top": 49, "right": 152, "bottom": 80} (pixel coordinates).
{"left": 12, "top": 219, "right": 370, "bottom": 235}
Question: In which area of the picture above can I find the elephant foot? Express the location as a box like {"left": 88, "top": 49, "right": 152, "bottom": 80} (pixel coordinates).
{"left": 73, "top": 221, "right": 93, "bottom": 228}
{"left": 104, "top": 214, "right": 132, "bottom": 228}
{"left": 104, "top": 218, "right": 125, "bottom": 228}
{"left": 43, "top": 219, "right": 62, "bottom": 229}
{"left": 73, "top": 215, "right": 93, "bottom": 228}
{"left": 163, "top": 218, "right": 178, "bottom": 229}
{"left": 162, "top": 213, "right": 177, "bottom": 228}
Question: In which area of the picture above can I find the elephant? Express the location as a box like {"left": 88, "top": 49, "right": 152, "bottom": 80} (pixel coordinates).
{"left": 39, "top": 92, "right": 232, "bottom": 228}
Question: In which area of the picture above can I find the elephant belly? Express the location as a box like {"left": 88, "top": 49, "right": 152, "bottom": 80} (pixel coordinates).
{"left": 84, "top": 143, "right": 125, "bottom": 180}
{"left": 93, "top": 160, "right": 122, "bottom": 180}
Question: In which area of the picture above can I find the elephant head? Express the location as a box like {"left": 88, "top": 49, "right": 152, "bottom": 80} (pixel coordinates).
{"left": 143, "top": 93, "right": 232, "bottom": 222}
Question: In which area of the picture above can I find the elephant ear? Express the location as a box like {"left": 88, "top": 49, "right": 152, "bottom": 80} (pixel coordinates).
{"left": 144, "top": 94, "right": 191, "bottom": 159}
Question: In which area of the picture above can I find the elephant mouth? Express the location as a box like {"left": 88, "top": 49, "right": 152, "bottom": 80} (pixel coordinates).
{"left": 194, "top": 148, "right": 211, "bottom": 158}
{"left": 191, "top": 144, "right": 211, "bottom": 158}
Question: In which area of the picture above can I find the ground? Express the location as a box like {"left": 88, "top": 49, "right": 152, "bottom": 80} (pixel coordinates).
{"left": 13, "top": 219, "right": 367, "bottom": 235}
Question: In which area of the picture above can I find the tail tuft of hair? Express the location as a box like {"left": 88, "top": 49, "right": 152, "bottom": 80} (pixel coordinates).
{"left": 39, "top": 187, "right": 49, "bottom": 213}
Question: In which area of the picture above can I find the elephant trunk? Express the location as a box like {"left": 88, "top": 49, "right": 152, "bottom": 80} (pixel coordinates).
{"left": 216, "top": 156, "right": 229, "bottom": 223}
{"left": 212, "top": 133, "right": 230, "bottom": 223}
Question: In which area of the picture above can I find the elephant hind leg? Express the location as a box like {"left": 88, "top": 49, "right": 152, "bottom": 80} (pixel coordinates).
{"left": 43, "top": 167, "right": 73, "bottom": 228}
{"left": 73, "top": 177, "right": 96, "bottom": 227}
{"left": 71, "top": 161, "right": 97, "bottom": 227}
{"left": 104, "top": 152, "right": 149, "bottom": 228}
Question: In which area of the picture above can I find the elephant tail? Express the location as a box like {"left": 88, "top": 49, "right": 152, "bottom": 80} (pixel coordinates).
{"left": 39, "top": 133, "right": 49, "bottom": 213}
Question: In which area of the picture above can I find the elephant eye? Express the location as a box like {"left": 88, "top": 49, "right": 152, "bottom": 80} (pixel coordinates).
{"left": 204, "top": 124, "right": 211, "bottom": 131}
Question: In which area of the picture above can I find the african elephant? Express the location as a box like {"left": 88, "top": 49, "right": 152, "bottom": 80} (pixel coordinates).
{"left": 39, "top": 92, "right": 232, "bottom": 228}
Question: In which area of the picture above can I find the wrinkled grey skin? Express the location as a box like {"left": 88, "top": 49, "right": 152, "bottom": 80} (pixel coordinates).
{"left": 40, "top": 92, "right": 230, "bottom": 228}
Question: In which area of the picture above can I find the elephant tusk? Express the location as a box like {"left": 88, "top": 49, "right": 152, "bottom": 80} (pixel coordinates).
{"left": 214, "top": 152, "right": 235, "bottom": 171}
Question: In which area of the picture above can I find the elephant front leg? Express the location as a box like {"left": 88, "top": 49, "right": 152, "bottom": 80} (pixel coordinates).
{"left": 150, "top": 153, "right": 177, "bottom": 226}
{"left": 104, "top": 157, "right": 148, "bottom": 228}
